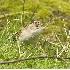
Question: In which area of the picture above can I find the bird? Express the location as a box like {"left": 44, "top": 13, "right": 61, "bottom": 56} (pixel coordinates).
{"left": 17, "top": 21, "right": 46, "bottom": 56}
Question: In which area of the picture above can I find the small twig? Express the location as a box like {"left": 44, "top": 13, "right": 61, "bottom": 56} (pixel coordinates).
{"left": 58, "top": 42, "right": 69, "bottom": 57}
{"left": 0, "top": 11, "right": 37, "bottom": 19}
{"left": 0, "top": 55, "right": 70, "bottom": 64}
{"left": 0, "top": 12, "right": 21, "bottom": 19}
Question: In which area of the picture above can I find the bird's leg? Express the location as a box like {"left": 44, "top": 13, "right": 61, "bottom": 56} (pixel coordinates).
{"left": 17, "top": 41, "right": 20, "bottom": 53}
{"left": 17, "top": 41, "right": 27, "bottom": 57}
{"left": 17, "top": 41, "right": 22, "bottom": 57}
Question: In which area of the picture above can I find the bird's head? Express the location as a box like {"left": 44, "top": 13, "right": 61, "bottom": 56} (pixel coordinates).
{"left": 27, "top": 21, "right": 43, "bottom": 31}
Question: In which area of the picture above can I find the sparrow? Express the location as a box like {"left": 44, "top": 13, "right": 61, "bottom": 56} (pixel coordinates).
{"left": 18, "top": 21, "right": 45, "bottom": 44}
{"left": 17, "top": 21, "right": 46, "bottom": 56}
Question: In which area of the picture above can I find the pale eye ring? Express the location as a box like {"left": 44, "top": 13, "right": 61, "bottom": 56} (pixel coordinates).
{"left": 35, "top": 22, "right": 37, "bottom": 24}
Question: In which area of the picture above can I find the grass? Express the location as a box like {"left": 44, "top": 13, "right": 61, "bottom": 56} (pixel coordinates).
{"left": 0, "top": 15, "right": 70, "bottom": 69}
{"left": 0, "top": 0, "right": 70, "bottom": 69}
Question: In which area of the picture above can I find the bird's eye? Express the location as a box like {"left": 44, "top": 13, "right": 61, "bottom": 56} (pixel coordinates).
{"left": 38, "top": 21, "right": 40, "bottom": 23}
{"left": 35, "top": 22, "right": 37, "bottom": 24}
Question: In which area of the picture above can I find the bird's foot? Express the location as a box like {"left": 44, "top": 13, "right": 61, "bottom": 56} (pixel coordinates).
{"left": 19, "top": 52, "right": 24, "bottom": 57}
{"left": 19, "top": 51, "right": 27, "bottom": 57}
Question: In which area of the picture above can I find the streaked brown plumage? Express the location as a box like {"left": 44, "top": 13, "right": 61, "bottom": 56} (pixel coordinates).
{"left": 17, "top": 21, "right": 46, "bottom": 56}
